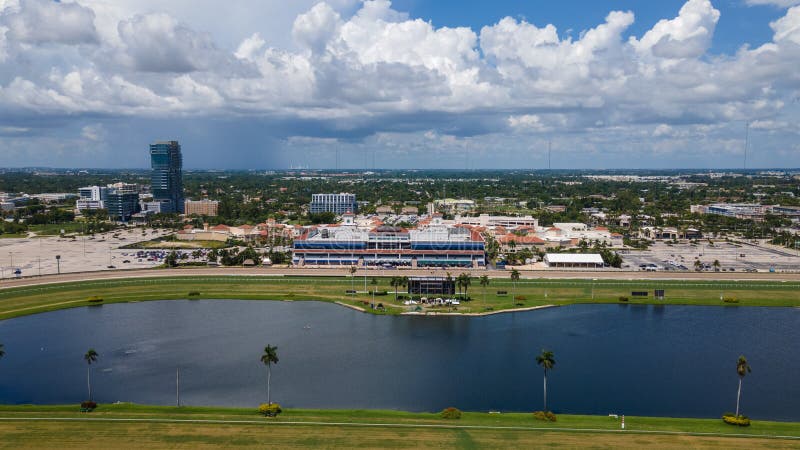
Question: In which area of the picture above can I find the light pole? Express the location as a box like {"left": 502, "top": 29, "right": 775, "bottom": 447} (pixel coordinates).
{"left": 56, "top": 255, "right": 61, "bottom": 275}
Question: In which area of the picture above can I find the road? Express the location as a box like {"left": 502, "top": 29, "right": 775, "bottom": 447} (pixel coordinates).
{"left": 2, "top": 266, "right": 800, "bottom": 290}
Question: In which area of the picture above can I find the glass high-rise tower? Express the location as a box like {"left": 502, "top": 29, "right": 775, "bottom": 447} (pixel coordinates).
{"left": 150, "top": 140, "right": 184, "bottom": 213}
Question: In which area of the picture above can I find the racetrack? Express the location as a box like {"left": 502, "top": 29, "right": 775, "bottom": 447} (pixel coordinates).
{"left": 2, "top": 266, "right": 800, "bottom": 291}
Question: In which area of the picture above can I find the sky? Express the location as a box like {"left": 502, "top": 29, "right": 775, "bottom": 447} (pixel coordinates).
{"left": 1, "top": 0, "right": 800, "bottom": 169}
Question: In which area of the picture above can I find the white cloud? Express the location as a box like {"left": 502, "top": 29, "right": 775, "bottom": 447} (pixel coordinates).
{"left": 630, "top": 0, "right": 719, "bottom": 59}
{"left": 770, "top": 6, "right": 800, "bottom": 44}
{"left": 292, "top": 2, "right": 342, "bottom": 53}
{"left": 3, "top": 0, "right": 98, "bottom": 44}
{"left": 81, "top": 124, "right": 106, "bottom": 141}
{"left": 1, "top": 0, "right": 800, "bottom": 167}
{"left": 116, "top": 13, "right": 220, "bottom": 72}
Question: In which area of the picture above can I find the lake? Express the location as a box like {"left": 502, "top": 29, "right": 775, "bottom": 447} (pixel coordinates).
{"left": 0, "top": 300, "right": 798, "bottom": 420}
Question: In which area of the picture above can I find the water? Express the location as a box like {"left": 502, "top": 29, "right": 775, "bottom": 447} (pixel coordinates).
{"left": 0, "top": 300, "right": 798, "bottom": 420}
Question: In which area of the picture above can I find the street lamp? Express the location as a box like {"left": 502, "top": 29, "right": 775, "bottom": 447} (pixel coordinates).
{"left": 56, "top": 255, "right": 61, "bottom": 275}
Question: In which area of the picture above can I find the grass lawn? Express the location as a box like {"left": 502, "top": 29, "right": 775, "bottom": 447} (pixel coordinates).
{"left": 0, "top": 404, "right": 796, "bottom": 449}
{"left": 0, "top": 275, "right": 799, "bottom": 320}
{"left": 28, "top": 222, "right": 89, "bottom": 236}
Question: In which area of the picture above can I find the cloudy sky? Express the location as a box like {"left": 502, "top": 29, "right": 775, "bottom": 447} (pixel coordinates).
{"left": 1, "top": 0, "right": 799, "bottom": 169}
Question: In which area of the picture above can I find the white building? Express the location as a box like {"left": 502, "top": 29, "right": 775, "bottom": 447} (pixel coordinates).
{"left": 454, "top": 214, "right": 538, "bottom": 228}
{"left": 544, "top": 253, "right": 604, "bottom": 268}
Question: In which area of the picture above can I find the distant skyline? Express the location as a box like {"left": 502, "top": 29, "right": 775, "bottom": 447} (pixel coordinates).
{"left": 1, "top": 0, "right": 800, "bottom": 169}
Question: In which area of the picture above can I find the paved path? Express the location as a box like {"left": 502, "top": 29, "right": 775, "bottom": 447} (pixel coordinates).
{"left": 2, "top": 266, "right": 800, "bottom": 291}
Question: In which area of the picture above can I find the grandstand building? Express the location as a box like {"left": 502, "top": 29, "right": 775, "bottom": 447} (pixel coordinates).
{"left": 292, "top": 214, "right": 485, "bottom": 268}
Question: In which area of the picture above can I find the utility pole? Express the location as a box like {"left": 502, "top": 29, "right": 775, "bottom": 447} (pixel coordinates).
{"left": 176, "top": 367, "right": 180, "bottom": 407}
{"left": 548, "top": 141, "right": 552, "bottom": 171}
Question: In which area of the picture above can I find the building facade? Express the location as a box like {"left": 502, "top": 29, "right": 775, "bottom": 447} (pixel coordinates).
{"left": 150, "top": 140, "right": 184, "bottom": 213}
{"left": 293, "top": 215, "right": 485, "bottom": 268}
{"left": 309, "top": 193, "right": 357, "bottom": 214}
{"left": 106, "top": 190, "right": 140, "bottom": 222}
{"left": 185, "top": 199, "right": 219, "bottom": 216}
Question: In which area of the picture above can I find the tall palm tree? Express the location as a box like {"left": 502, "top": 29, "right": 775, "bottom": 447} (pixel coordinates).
{"left": 479, "top": 276, "right": 490, "bottom": 303}
{"left": 349, "top": 266, "right": 357, "bottom": 295}
{"left": 390, "top": 276, "right": 400, "bottom": 301}
{"left": 84, "top": 349, "right": 98, "bottom": 401}
{"left": 261, "top": 345, "right": 279, "bottom": 405}
{"left": 510, "top": 269, "right": 521, "bottom": 301}
{"left": 735, "top": 355, "right": 752, "bottom": 417}
{"left": 459, "top": 273, "right": 471, "bottom": 299}
{"left": 370, "top": 277, "right": 378, "bottom": 307}
{"left": 536, "top": 349, "right": 556, "bottom": 411}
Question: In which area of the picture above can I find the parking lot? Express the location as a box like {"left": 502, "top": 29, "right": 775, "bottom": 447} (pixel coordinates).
{"left": 0, "top": 228, "right": 171, "bottom": 279}
{"left": 622, "top": 240, "right": 800, "bottom": 273}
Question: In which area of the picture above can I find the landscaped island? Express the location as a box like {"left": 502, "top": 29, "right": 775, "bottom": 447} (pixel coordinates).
{"left": 0, "top": 404, "right": 797, "bottom": 449}
{"left": 1, "top": 274, "right": 799, "bottom": 320}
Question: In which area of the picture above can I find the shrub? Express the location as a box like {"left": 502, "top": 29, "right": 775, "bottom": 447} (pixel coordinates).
{"left": 187, "top": 291, "right": 201, "bottom": 297}
{"left": 514, "top": 295, "right": 527, "bottom": 301}
{"left": 618, "top": 296, "right": 629, "bottom": 302}
{"left": 722, "top": 413, "right": 750, "bottom": 426}
{"left": 87, "top": 296, "right": 103, "bottom": 303}
{"left": 259, "top": 403, "right": 282, "bottom": 417}
{"left": 496, "top": 290, "right": 508, "bottom": 295}
{"left": 532, "top": 411, "right": 557, "bottom": 422}
{"left": 440, "top": 407, "right": 462, "bottom": 419}
{"left": 80, "top": 401, "right": 97, "bottom": 411}
{"left": 723, "top": 297, "right": 739, "bottom": 304}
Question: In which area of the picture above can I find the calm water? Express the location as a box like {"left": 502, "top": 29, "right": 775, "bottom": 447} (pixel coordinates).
{"left": 0, "top": 300, "right": 798, "bottom": 420}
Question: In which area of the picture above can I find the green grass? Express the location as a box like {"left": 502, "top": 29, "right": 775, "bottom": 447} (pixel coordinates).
{"left": 28, "top": 222, "right": 88, "bottom": 236}
{"left": 0, "top": 275, "right": 799, "bottom": 320}
{"left": 0, "top": 403, "right": 797, "bottom": 437}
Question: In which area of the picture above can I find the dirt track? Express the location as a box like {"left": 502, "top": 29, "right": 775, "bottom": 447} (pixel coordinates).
{"left": 2, "top": 266, "right": 799, "bottom": 290}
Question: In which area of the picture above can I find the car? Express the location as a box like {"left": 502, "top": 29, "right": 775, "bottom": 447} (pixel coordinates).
{"left": 107, "top": 265, "right": 116, "bottom": 269}
{"left": 122, "top": 260, "right": 130, "bottom": 263}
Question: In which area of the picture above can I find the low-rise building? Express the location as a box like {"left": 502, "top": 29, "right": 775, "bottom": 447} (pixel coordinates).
{"left": 544, "top": 253, "right": 604, "bottom": 268}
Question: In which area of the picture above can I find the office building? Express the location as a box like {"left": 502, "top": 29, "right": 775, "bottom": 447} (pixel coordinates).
{"left": 185, "top": 199, "right": 219, "bottom": 216}
{"left": 106, "top": 189, "right": 140, "bottom": 222}
{"left": 150, "top": 140, "right": 184, "bottom": 213}
{"left": 76, "top": 185, "right": 109, "bottom": 213}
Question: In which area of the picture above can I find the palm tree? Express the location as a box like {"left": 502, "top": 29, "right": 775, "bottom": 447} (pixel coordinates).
{"left": 694, "top": 259, "right": 702, "bottom": 271}
{"left": 713, "top": 259, "right": 721, "bottom": 271}
{"left": 370, "top": 277, "right": 378, "bottom": 307}
{"left": 459, "top": 273, "right": 471, "bottom": 299}
{"left": 510, "top": 269, "right": 520, "bottom": 301}
{"left": 735, "top": 355, "right": 752, "bottom": 417}
{"left": 536, "top": 349, "right": 556, "bottom": 411}
{"left": 390, "top": 276, "right": 400, "bottom": 301}
{"left": 479, "top": 275, "right": 490, "bottom": 303}
{"left": 84, "top": 349, "right": 98, "bottom": 401}
{"left": 349, "top": 266, "right": 357, "bottom": 295}
{"left": 261, "top": 345, "right": 279, "bottom": 405}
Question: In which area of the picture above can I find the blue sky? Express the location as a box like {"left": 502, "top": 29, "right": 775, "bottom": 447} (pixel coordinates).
{"left": 396, "top": 0, "right": 784, "bottom": 54}
{"left": 1, "top": 0, "right": 799, "bottom": 169}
